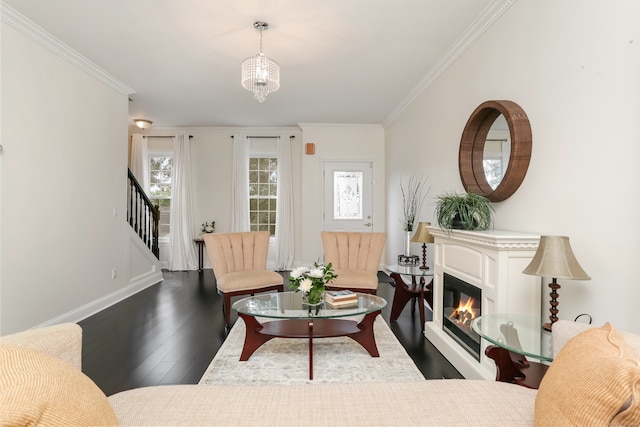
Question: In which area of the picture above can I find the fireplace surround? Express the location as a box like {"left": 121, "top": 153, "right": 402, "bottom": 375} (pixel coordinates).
{"left": 425, "top": 227, "right": 540, "bottom": 380}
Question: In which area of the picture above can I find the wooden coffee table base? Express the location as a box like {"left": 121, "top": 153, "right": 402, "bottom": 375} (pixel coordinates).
{"left": 238, "top": 310, "right": 381, "bottom": 380}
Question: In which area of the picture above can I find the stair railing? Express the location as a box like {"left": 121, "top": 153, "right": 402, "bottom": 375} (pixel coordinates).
{"left": 127, "top": 169, "right": 159, "bottom": 258}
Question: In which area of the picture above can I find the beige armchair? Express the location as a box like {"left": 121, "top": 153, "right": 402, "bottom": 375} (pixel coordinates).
{"left": 321, "top": 231, "right": 386, "bottom": 294}
{"left": 204, "top": 231, "right": 284, "bottom": 327}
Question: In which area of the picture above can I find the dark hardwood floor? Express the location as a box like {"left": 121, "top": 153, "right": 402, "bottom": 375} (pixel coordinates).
{"left": 79, "top": 269, "right": 462, "bottom": 396}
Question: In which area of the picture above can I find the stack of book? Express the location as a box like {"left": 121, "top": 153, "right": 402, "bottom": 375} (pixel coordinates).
{"left": 324, "top": 290, "right": 358, "bottom": 308}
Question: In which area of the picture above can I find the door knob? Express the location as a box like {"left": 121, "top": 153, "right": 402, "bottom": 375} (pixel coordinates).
{"left": 364, "top": 223, "right": 372, "bottom": 227}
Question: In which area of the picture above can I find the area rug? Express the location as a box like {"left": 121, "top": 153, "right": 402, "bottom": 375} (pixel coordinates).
{"left": 199, "top": 317, "right": 425, "bottom": 385}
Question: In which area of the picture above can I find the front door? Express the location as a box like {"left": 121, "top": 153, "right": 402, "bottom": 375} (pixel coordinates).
{"left": 323, "top": 161, "right": 373, "bottom": 232}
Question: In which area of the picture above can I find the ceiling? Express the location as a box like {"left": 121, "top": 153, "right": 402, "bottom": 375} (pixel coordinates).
{"left": 3, "top": 0, "right": 506, "bottom": 128}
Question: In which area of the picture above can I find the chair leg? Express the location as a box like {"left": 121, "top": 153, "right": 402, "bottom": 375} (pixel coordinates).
{"left": 223, "top": 294, "right": 232, "bottom": 328}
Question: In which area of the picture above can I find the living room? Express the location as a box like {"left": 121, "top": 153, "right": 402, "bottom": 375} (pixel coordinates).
{"left": 2, "top": 0, "right": 640, "bottom": 424}
{"left": 3, "top": 0, "right": 638, "bottom": 338}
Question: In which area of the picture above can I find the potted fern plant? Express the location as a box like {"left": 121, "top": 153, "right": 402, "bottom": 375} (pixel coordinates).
{"left": 435, "top": 191, "right": 494, "bottom": 231}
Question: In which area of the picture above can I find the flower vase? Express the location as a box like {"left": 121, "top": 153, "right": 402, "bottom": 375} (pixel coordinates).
{"left": 404, "top": 231, "right": 412, "bottom": 256}
{"left": 302, "top": 292, "right": 324, "bottom": 315}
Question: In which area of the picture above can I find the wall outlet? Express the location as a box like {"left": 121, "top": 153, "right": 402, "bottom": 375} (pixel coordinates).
{"left": 111, "top": 268, "right": 117, "bottom": 279}
{"left": 112, "top": 207, "right": 118, "bottom": 217}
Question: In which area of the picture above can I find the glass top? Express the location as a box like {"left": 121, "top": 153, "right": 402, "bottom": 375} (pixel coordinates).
{"left": 471, "top": 314, "right": 553, "bottom": 362}
{"left": 387, "top": 264, "right": 434, "bottom": 277}
{"left": 232, "top": 291, "right": 387, "bottom": 320}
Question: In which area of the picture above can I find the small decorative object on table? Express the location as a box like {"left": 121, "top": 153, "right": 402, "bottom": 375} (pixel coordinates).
{"left": 289, "top": 262, "right": 338, "bottom": 314}
{"left": 201, "top": 220, "right": 215, "bottom": 233}
{"left": 397, "top": 254, "right": 419, "bottom": 266}
{"left": 324, "top": 290, "right": 358, "bottom": 308}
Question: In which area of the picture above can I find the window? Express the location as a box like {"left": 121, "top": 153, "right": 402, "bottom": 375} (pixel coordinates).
{"left": 149, "top": 154, "right": 173, "bottom": 237}
{"left": 249, "top": 156, "right": 277, "bottom": 235}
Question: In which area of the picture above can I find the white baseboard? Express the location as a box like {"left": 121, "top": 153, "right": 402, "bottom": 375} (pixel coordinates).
{"left": 35, "top": 269, "right": 163, "bottom": 328}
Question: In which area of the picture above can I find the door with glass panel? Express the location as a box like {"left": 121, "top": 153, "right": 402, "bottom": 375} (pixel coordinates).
{"left": 323, "top": 162, "right": 373, "bottom": 232}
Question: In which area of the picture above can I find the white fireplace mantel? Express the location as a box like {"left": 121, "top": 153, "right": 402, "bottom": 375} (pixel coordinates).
{"left": 425, "top": 227, "right": 541, "bottom": 380}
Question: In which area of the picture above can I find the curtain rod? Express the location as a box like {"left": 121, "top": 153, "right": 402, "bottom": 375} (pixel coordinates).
{"left": 231, "top": 135, "right": 295, "bottom": 139}
{"left": 143, "top": 135, "right": 193, "bottom": 138}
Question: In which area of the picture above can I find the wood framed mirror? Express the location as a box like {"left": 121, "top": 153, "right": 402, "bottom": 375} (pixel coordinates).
{"left": 459, "top": 100, "right": 532, "bottom": 202}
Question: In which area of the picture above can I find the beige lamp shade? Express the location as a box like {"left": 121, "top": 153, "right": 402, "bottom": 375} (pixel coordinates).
{"left": 523, "top": 236, "right": 590, "bottom": 280}
{"left": 411, "top": 222, "right": 435, "bottom": 244}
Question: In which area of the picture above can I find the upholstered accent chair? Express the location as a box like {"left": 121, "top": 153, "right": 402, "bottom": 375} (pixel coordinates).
{"left": 204, "top": 231, "right": 284, "bottom": 327}
{"left": 321, "top": 231, "right": 386, "bottom": 294}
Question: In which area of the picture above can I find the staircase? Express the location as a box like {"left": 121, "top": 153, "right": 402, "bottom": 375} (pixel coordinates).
{"left": 127, "top": 169, "right": 159, "bottom": 258}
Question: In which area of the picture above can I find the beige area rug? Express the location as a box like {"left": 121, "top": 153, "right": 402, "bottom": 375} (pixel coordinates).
{"left": 198, "top": 317, "right": 425, "bottom": 385}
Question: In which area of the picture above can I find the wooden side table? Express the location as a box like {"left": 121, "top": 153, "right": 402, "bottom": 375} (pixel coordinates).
{"left": 386, "top": 264, "right": 434, "bottom": 330}
{"left": 193, "top": 237, "right": 205, "bottom": 271}
{"left": 472, "top": 314, "right": 553, "bottom": 389}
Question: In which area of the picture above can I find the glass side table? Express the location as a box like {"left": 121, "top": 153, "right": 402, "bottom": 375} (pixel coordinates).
{"left": 472, "top": 314, "right": 553, "bottom": 389}
{"left": 386, "top": 264, "right": 434, "bottom": 329}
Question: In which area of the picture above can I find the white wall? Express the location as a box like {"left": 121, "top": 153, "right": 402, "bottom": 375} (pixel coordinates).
{"left": 299, "top": 124, "right": 386, "bottom": 265}
{"left": 0, "top": 20, "right": 135, "bottom": 334}
{"left": 385, "top": 0, "right": 640, "bottom": 332}
{"left": 133, "top": 124, "right": 386, "bottom": 270}
{"left": 132, "top": 127, "right": 304, "bottom": 269}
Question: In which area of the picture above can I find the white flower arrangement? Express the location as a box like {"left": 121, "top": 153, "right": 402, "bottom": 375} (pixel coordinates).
{"left": 289, "top": 262, "right": 338, "bottom": 305}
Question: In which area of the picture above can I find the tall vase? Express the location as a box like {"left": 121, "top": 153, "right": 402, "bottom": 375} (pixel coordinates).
{"left": 404, "top": 231, "right": 412, "bottom": 256}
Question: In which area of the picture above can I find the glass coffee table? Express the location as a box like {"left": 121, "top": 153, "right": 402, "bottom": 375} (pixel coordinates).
{"left": 472, "top": 314, "right": 553, "bottom": 389}
{"left": 232, "top": 291, "right": 387, "bottom": 380}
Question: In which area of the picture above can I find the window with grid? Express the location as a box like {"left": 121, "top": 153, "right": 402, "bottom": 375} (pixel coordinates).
{"left": 148, "top": 154, "right": 173, "bottom": 238}
{"left": 249, "top": 156, "right": 277, "bottom": 235}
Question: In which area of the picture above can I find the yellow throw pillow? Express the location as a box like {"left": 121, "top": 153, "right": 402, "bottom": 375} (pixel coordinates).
{"left": 0, "top": 345, "right": 119, "bottom": 426}
{"left": 535, "top": 323, "right": 640, "bottom": 426}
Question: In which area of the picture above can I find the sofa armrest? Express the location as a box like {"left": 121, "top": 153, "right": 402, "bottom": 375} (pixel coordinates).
{"left": 553, "top": 320, "right": 640, "bottom": 359}
{"left": 0, "top": 323, "right": 82, "bottom": 370}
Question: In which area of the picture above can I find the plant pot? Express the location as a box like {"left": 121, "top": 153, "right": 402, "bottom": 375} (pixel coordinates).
{"left": 404, "top": 231, "right": 412, "bottom": 256}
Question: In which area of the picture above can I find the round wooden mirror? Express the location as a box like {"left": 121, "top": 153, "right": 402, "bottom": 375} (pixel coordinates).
{"left": 459, "top": 100, "right": 532, "bottom": 202}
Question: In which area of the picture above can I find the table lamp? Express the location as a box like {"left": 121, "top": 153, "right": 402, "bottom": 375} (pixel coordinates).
{"left": 410, "top": 222, "right": 434, "bottom": 269}
{"left": 523, "top": 236, "right": 590, "bottom": 331}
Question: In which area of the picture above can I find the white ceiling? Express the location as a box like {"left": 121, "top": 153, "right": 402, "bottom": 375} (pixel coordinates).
{"left": 3, "top": 0, "right": 507, "bottom": 128}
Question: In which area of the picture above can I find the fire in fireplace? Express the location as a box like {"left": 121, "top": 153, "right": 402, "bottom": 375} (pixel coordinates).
{"left": 442, "top": 273, "right": 481, "bottom": 360}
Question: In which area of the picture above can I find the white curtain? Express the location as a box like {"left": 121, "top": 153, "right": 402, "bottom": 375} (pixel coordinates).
{"left": 168, "top": 134, "right": 197, "bottom": 271}
{"left": 273, "top": 136, "right": 294, "bottom": 270}
{"left": 130, "top": 134, "right": 149, "bottom": 193}
{"left": 231, "top": 134, "right": 250, "bottom": 232}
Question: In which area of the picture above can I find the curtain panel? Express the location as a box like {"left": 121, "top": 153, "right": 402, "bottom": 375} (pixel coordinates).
{"left": 168, "top": 134, "right": 197, "bottom": 271}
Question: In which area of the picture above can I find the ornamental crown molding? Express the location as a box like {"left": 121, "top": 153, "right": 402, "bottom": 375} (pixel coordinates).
{"left": 1, "top": 2, "right": 134, "bottom": 96}
{"left": 383, "top": 0, "right": 516, "bottom": 127}
{"left": 428, "top": 226, "right": 540, "bottom": 250}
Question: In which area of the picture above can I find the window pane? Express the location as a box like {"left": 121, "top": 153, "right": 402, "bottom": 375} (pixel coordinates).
{"left": 149, "top": 155, "right": 173, "bottom": 236}
{"left": 333, "top": 171, "right": 363, "bottom": 219}
{"left": 249, "top": 156, "right": 278, "bottom": 236}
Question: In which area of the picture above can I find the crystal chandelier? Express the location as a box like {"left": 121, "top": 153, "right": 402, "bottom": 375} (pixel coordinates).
{"left": 241, "top": 21, "right": 280, "bottom": 103}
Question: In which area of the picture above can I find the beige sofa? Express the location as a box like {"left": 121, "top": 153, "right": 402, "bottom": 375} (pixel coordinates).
{"left": 1, "top": 320, "right": 639, "bottom": 426}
